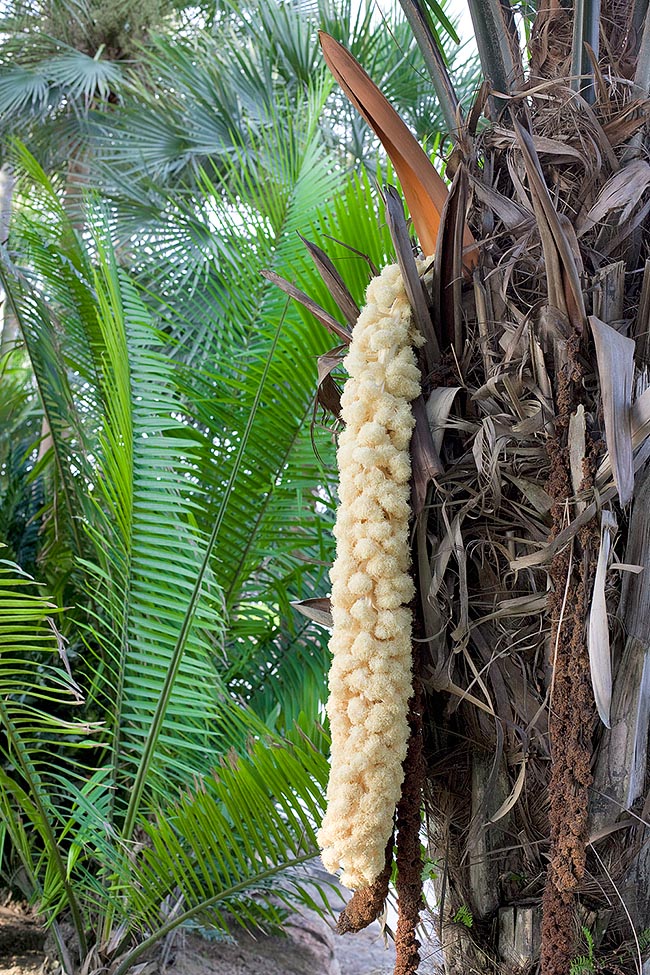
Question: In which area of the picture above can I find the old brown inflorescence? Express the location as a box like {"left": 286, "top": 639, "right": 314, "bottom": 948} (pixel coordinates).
{"left": 394, "top": 673, "right": 425, "bottom": 975}
{"left": 541, "top": 336, "right": 597, "bottom": 975}
{"left": 336, "top": 834, "right": 394, "bottom": 934}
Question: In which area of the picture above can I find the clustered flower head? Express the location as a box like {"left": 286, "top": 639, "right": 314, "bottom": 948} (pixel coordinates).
{"left": 318, "top": 262, "right": 424, "bottom": 890}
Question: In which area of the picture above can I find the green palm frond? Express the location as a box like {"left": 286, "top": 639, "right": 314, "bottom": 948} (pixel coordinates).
{"left": 6, "top": 154, "right": 240, "bottom": 804}
{"left": 0, "top": 350, "right": 42, "bottom": 571}
{"left": 1, "top": 151, "right": 338, "bottom": 959}
{"left": 0, "top": 283, "right": 92, "bottom": 566}
{"left": 0, "top": 555, "right": 96, "bottom": 947}
{"left": 123, "top": 141, "right": 398, "bottom": 731}
{"left": 91, "top": 0, "right": 475, "bottom": 205}
{"left": 0, "top": 66, "right": 52, "bottom": 121}
{"left": 0, "top": 551, "right": 333, "bottom": 961}
{"left": 111, "top": 728, "right": 331, "bottom": 975}
{"left": 81, "top": 242, "right": 232, "bottom": 806}
{"left": 46, "top": 49, "right": 123, "bottom": 105}
{"left": 96, "top": 29, "right": 277, "bottom": 186}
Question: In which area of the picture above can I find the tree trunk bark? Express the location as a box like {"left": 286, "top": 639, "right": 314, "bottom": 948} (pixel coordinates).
{"left": 0, "top": 163, "right": 17, "bottom": 355}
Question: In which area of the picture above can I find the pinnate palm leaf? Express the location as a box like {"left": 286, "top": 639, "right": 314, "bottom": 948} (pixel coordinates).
{"left": 111, "top": 728, "right": 331, "bottom": 974}
{"left": 0, "top": 556, "right": 95, "bottom": 944}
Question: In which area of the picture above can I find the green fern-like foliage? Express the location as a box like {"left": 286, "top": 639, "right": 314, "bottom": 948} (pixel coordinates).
{"left": 453, "top": 905, "right": 474, "bottom": 928}
{"left": 0, "top": 149, "right": 338, "bottom": 967}
{"left": 638, "top": 927, "right": 650, "bottom": 952}
{"left": 0, "top": 550, "right": 332, "bottom": 963}
{"left": 0, "top": 555, "right": 97, "bottom": 947}
{"left": 569, "top": 927, "right": 596, "bottom": 974}
{"left": 114, "top": 728, "right": 330, "bottom": 972}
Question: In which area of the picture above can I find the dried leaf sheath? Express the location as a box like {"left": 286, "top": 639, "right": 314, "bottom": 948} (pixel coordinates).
{"left": 318, "top": 263, "right": 423, "bottom": 890}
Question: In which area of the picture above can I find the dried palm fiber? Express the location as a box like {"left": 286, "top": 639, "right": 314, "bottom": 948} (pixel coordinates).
{"left": 417, "top": 74, "right": 650, "bottom": 971}
{"left": 318, "top": 262, "right": 425, "bottom": 890}
{"left": 530, "top": 0, "right": 636, "bottom": 81}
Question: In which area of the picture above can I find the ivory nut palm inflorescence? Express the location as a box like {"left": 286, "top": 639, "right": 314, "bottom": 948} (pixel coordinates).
{"left": 318, "top": 262, "right": 424, "bottom": 890}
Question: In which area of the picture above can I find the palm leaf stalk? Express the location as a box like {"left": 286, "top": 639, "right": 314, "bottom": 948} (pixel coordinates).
{"left": 284, "top": 10, "right": 650, "bottom": 973}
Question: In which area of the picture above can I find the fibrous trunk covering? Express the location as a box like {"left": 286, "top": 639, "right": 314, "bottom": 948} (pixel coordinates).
{"left": 318, "top": 263, "right": 423, "bottom": 890}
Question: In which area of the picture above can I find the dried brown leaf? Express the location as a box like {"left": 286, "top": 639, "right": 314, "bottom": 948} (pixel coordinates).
{"left": 488, "top": 759, "right": 528, "bottom": 824}
{"left": 496, "top": 594, "right": 548, "bottom": 616}
{"left": 471, "top": 179, "right": 533, "bottom": 231}
{"left": 602, "top": 112, "right": 648, "bottom": 147}
{"left": 298, "top": 234, "right": 360, "bottom": 328}
{"left": 433, "top": 166, "right": 471, "bottom": 355}
{"left": 597, "top": 386, "right": 650, "bottom": 486}
{"left": 515, "top": 120, "right": 586, "bottom": 330}
{"left": 291, "top": 597, "right": 333, "bottom": 628}
{"left": 317, "top": 346, "right": 346, "bottom": 385}
{"left": 568, "top": 404, "right": 587, "bottom": 497}
{"left": 383, "top": 184, "right": 440, "bottom": 365}
{"left": 588, "top": 510, "right": 617, "bottom": 728}
{"left": 505, "top": 474, "right": 554, "bottom": 515}
{"left": 492, "top": 126, "right": 586, "bottom": 165}
{"left": 411, "top": 394, "right": 443, "bottom": 517}
{"left": 261, "top": 269, "right": 352, "bottom": 344}
{"left": 318, "top": 375, "right": 342, "bottom": 417}
{"left": 425, "top": 386, "right": 461, "bottom": 454}
{"left": 577, "top": 160, "right": 650, "bottom": 236}
{"left": 589, "top": 315, "right": 635, "bottom": 505}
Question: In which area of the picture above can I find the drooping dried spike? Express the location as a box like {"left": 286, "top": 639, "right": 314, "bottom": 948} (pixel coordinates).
{"left": 541, "top": 337, "right": 596, "bottom": 975}
{"left": 394, "top": 679, "right": 426, "bottom": 975}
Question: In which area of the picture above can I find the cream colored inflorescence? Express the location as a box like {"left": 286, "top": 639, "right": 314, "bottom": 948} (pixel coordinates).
{"left": 318, "top": 262, "right": 424, "bottom": 890}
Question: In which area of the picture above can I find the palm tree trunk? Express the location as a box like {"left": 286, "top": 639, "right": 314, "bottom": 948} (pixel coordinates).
{"left": 295, "top": 8, "right": 650, "bottom": 971}
{"left": 0, "top": 163, "right": 17, "bottom": 355}
{"left": 411, "top": 4, "right": 650, "bottom": 969}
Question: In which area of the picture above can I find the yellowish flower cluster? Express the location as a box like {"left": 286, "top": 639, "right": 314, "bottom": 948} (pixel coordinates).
{"left": 318, "top": 263, "right": 424, "bottom": 890}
